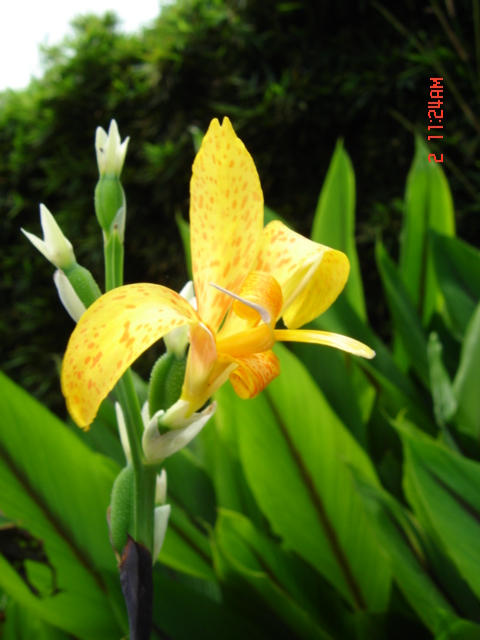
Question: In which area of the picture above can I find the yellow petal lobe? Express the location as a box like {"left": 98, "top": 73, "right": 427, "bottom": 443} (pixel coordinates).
{"left": 61, "top": 283, "right": 199, "bottom": 428}
{"left": 274, "top": 329, "right": 376, "bottom": 359}
{"left": 232, "top": 271, "right": 283, "bottom": 325}
{"left": 223, "top": 350, "right": 280, "bottom": 399}
{"left": 255, "top": 221, "right": 350, "bottom": 329}
{"left": 190, "top": 117, "right": 264, "bottom": 332}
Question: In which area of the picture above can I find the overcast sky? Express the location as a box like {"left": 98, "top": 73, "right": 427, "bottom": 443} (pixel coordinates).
{"left": 0, "top": 0, "right": 163, "bottom": 92}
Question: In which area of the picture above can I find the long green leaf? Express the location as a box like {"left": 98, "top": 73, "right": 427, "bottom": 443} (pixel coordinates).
{"left": 0, "top": 372, "right": 125, "bottom": 639}
{"left": 453, "top": 302, "right": 480, "bottom": 440}
{"left": 2, "top": 599, "right": 70, "bottom": 640}
{"left": 400, "top": 422, "right": 480, "bottom": 601}
{"left": 311, "top": 139, "right": 366, "bottom": 320}
{"left": 232, "top": 345, "right": 391, "bottom": 610}
{"left": 399, "top": 135, "right": 455, "bottom": 326}
{"left": 352, "top": 469, "right": 459, "bottom": 634}
{"left": 376, "top": 240, "right": 430, "bottom": 387}
{"left": 214, "top": 510, "right": 348, "bottom": 640}
{"left": 430, "top": 231, "right": 480, "bottom": 339}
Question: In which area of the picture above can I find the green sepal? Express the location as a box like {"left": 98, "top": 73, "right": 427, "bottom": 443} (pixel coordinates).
{"left": 94, "top": 175, "right": 125, "bottom": 237}
{"left": 149, "top": 352, "right": 187, "bottom": 418}
{"left": 109, "top": 464, "right": 135, "bottom": 556}
{"left": 63, "top": 262, "right": 102, "bottom": 309}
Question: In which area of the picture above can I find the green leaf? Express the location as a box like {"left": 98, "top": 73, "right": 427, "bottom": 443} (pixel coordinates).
{"left": 400, "top": 423, "right": 480, "bottom": 601}
{"left": 175, "top": 211, "right": 192, "bottom": 279}
{"left": 376, "top": 240, "right": 430, "bottom": 387}
{"left": 399, "top": 135, "right": 455, "bottom": 325}
{"left": 234, "top": 344, "right": 391, "bottom": 611}
{"left": 263, "top": 205, "right": 291, "bottom": 228}
{"left": 427, "top": 333, "right": 459, "bottom": 450}
{"left": 430, "top": 232, "right": 480, "bottom": 339}
{"left": 311, "top": 139, "right": 366, "bottom": 320}
{"left": 2, "top": 599, "right": 71, "bottom": 640}
{"left": 214, "top": 510, "right": 348, "bottom": 640}
{"left": 453, "top": 302, "right": 480, "bottom": 439}
{"left": 151, "top": 568, "right": 268, "bottom": 640}
{"left": 159, "top": 500, "right": 216, "bottom": 581}
{"left": 352, "top": 469, "right": 457, "bottom": 633}
{"left": 0, "top": 372, "right": 125, "bottom": 639}
{"left": 163, "top": 447, "right": 216, "bottom": 526}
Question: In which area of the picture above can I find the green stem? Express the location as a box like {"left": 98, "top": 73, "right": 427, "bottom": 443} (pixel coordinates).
{"left": 104, "top": 231, "right": 124, "bottom": 292}
{"left": 115, "top": 373, "right": 157, "bottom": 551}
{"left": 103, "top": 228, "right": 156, "bottom": 554}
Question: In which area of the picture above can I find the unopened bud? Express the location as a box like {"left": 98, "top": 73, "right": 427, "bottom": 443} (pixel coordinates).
{"left": 22, "top": 204, "right": 75, "bottom": 270}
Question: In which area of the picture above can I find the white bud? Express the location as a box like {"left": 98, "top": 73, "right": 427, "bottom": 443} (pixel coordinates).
{"left": 53, "top": 270, "right": 86, "bottom": 322}
{"left": 142, "top": 400, "right": 216, "bottom": 464}
{"left": 115, "top": 402, "right": 132, "bottom": 464}
{"left": 95, "top": 120, "right": 129, "bottom": 177}
{"left": 22, "top": 204, "right": 75, "bottom": 269}
{"left": 152, "top": 504, "right": 171, "bottom": 563}
{"left": 164, "top": 281, "right": 197, "bottom": 358}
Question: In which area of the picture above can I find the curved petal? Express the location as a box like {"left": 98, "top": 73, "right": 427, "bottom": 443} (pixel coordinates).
{"left": 190, "top": 117, "right": 264, "bottom": 332}
{"left": 274, "top": 329, "right": 375, "bottom": 359}
{"left": 222, "top": 350, "right": 281, "bottom": 399}
{"left": 61, "top": 283, "right": 199, "bottom": 428}
{"left": 255, "top": 221, "right": 350, "bottom": 329}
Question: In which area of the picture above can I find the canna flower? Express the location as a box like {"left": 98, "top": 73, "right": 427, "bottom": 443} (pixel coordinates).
{"left": 62, "top": 117, "right": 374, "bottom": 431}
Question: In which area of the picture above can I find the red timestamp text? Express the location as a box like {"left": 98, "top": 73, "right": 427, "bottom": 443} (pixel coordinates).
{"left": 428, "top": 77, "right": 443, "bottom": 163}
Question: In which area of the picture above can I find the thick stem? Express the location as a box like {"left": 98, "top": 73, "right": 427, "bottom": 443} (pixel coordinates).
{"left": 103, "top": 229, "right": 156, "bottom": 553}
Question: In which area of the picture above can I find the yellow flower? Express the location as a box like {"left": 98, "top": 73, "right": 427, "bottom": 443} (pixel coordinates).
{"left": 61, "top": 118, "right": 374, "bottom": 430}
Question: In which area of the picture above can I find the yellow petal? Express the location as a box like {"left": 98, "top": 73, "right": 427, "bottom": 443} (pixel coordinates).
{"left": 274, "top": 329, "right": 376, "bottom": 359}
{"left": 232, "top": 271, "right": 283, "bottom": 325}
{"left": 61, "top": 284, "right": 199, "bottom": 428}
{"left": 255, "top": 221, "right": 350, "bottom": 329}
{"left": 180, "top": 322, "right": 218, "bottom": 415}
{"left": 222, "top": 350, "right": 281, "bottom": 399}
{"left": 190, "top": 117, "right": 264, "bottom": 332}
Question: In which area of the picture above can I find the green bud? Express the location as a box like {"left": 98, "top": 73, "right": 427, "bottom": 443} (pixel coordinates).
{"left": 63, "top": 263, "right": 102, "bottom": 309}
{"left": 149, "top": 352, "right": 187, "bottom": 419}
{"left": 94, "top": 176, "right": 126, "bottom": 239}
{"left": 109, "top": 465, "right": 135, "bottom": 556}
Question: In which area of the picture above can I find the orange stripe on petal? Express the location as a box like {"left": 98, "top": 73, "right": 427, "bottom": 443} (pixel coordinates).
{"left": 190, "top": 117, "right": 264, "bottom": 332}
{"left": 61, "top": 284, "right": 199, "bottom": 428}
{"left": 255, "top": 221, "right": 350, "bottom": 329}
{"left": 274, "top": 329, "right": 375, "bottom": 359}
{"left": 226, "top": 350, "right": 280, "bottom": 399}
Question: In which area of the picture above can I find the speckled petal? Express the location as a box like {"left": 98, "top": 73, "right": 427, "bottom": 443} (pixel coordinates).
{"left": 190, "top": 117, "right": 264, "bottom": 332}
{"left": 254, "top": 221, "right": 350, "bottom": 329}
{"left": 61, "top": 283, "right": 199, "bottom": 428}
{"left": 223, "top": 350, "right": 281, "bottom": 399}
{"left": 274, "top": 329, "right": 375, "bottom": 359}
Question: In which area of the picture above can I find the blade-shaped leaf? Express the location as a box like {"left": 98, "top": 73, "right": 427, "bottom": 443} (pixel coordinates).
{"left": 2, "top": 599, "right": 71, "bottom": 640}
{"left": 232, "top": 344, "right": 391, "bottom": 610}
{"left": 214, "top": 510, "right": 350, "bottom": 640}
{"left": 400, "top": 422, "right": 480, "bottom": 601}
{"left": 0, "top": 372, "right": 124, "bottom": 639}
{"left": 352, "top": 469, "right": 459, "bottom": 634}
{"left": 311, "top": 139, "right": 366, "bottom": 320}
{"left": 399, "top": 135, "right": 455, "bottom": 326}
{"left": 159, "top": 501, "right": 216, "bottom": 581}
{"left": 376, "top": 240, "right": 430, "bottom": 387}
{"left": 430, "top": 231, "right": 480, "bottom": 339}
{"left": 453, "top": 302, "right": 480, "bottom": 439}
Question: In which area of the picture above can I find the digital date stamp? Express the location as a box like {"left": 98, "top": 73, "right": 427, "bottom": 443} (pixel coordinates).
{"left": 428, "top": 77, "right": 443, "bottom": 163}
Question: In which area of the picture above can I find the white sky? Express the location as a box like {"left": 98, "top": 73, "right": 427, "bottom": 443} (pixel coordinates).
{"left": 0, "top": 0, "right": 164, "bottom": 91}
